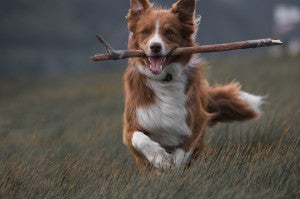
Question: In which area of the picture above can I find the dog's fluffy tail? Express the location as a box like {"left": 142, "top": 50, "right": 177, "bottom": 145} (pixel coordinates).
{"left": 206, "top": 83, "right": 264, "bottom": 126}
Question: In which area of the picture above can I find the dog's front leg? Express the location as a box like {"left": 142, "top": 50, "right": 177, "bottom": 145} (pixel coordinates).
{"left": 132, "top": 131, "right": 174, "bottom": 170}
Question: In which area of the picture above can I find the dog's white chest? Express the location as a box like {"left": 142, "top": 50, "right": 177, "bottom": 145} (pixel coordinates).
{"left": 136, "top": 65, "right": 191, "bottom": 147}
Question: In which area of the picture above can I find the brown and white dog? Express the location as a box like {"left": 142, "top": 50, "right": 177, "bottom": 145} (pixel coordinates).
{"left": 123, "top": 0, "right": 263, "bottom": 170}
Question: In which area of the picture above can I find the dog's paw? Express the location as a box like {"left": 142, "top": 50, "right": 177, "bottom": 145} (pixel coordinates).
{"left": 151, "top": 148, "right": 174, "bottom": 170}
{"left": 172, "top": 148, "right": 192, "bottom": 167}
{"left": 132, "top": 131, "right": 174, "bottom": 170}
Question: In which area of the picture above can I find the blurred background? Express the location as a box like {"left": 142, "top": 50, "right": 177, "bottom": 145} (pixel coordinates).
{"left": 0, "top": 0, "right": 299, "bottom": 77}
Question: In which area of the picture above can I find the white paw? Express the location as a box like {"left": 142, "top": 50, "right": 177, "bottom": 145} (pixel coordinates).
{"left": 132, "top": 131, "right": 174, "bottom": 170}
{"left": 151, "top": 148, "right": 174, "bottom": 170}
{"left": 172, "top": 148, "right": 192, "bottom": 167}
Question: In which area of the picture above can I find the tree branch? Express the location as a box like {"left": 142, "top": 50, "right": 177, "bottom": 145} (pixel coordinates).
{"left": 96, "top": 34, "right": 114, "bottom": 53}
{"left": 90, "top": 35, "right": 282, "bottom": 61}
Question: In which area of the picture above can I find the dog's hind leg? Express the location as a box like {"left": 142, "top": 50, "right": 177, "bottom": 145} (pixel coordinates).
{"left": 206, "top": 83, "right": 265, "bottom": 125}
{"left": 132, "top": 131, "right": 174, "bottom": 170}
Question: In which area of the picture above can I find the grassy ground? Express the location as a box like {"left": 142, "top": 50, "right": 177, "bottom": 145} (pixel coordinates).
{"left": 0, "top": 55, "right": 299, "bottom": 198}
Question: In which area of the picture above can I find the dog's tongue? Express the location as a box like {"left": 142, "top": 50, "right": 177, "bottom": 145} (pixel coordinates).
{"left": 148, "top": 57, "right": 166, "bottom": 74}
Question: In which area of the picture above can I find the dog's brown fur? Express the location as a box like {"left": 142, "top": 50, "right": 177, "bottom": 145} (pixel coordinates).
{"left": 123, "top": 0, "right": 261, "bottom": 170}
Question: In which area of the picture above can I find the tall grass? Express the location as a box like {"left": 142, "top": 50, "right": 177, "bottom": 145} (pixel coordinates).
{"left": 0, "top": 55, "right": 299, "bottom": 198}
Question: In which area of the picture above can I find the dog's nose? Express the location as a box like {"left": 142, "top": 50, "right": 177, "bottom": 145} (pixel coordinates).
{"left": 150, "top": 42, "right": 162, "bottom": 53}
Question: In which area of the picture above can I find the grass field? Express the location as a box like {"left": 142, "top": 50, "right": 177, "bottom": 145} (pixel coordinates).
{"left": 0, "top": 55, "right": 299, "bottom": 198}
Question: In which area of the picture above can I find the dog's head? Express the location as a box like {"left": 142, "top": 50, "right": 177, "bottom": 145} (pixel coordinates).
{"left": 127, "top": 0, "right": 198, "bottom": 75}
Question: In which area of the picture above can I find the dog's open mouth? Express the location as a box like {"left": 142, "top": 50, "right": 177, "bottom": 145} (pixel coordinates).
{"left": 147, "top": 56, "right": 166, "bottom": 74}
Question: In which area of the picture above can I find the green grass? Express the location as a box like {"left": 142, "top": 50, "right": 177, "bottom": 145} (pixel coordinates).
{"left": 0, "top": 55, "right": 299, "bottom": 198}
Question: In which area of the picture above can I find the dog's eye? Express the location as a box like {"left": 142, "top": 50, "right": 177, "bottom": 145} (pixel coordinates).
{"left": 165, "top": 29, "right": 175, "bottom": 36}
{"left": 140, "top": 29, "right": 150, "bottom": 35}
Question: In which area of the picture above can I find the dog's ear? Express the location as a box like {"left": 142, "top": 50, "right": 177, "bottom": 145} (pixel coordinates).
{"left": 127, "top": 0, "right": 151, "bottom": 32}
{"left": 171, "top": 0, "right": 195, "bottom": 20}
{"left": 129, "top": 0, "right": 151, "bottom": 14}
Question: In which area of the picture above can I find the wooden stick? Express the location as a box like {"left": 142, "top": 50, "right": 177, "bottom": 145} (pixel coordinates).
{"left": 90, "top": 35, "right": 282, "bottom": 61}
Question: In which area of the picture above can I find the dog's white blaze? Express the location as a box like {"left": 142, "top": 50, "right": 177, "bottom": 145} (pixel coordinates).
{"left": 239, "top": 91, "right": 264, "bottom": 114}
{"left": 137, "top": 63, "right": 191, "bottom": 147}
{"left": 132, "top": 131, "right": 174, "bottom": 169}
{"left": 146, "top": 20, "right": 167, "bottom": 55}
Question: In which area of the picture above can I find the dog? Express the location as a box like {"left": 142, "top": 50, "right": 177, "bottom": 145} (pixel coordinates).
{"left": 123, "top": 0, "right": 263, "bottom": 170}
